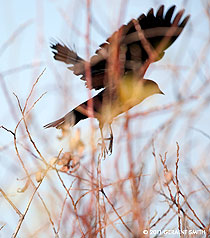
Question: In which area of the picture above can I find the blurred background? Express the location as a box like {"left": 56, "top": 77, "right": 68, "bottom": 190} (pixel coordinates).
{"left": 0, "top": 0, "right": 209, "bottom": 237}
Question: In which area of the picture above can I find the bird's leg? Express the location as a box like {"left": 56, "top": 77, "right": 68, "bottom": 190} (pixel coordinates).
{"left": 99, "top": 126, "right": 108, "bottom": 158}
{"left": 98, "top": 123, "right": 113, "bottom": 156}
{"left": 108, "top": 123, "right": 113, "bottom": 154}
{"left": 100, "top": 124, "right": 113, "bottom": 154}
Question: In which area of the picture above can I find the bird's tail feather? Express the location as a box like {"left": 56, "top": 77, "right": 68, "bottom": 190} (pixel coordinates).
{"left": 44, "top": 117, "right": 65, "bottom": 129}
{"left": 44, "top": 111, "right": 76, "bottom": 129}
{"left": 50, "top": 42, "right": 83, "bottom": 65}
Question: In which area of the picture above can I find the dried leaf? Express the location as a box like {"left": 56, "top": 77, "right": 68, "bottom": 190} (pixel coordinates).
{"left": 60, "top": 165, "right": 70, "bottom": 172}
{"left": 57, "top": 126, "right": 70, "bottom": 140}
{"left": 77, "top": 142, "right": 85, "bottom": 157}
{"left": 164, "top": 170, "right": 173, "bottom": 185}
{"left": 71, "top": 155, "right": 80, "bottom": 166}
{"left": 69, "top": 129, "right": 85, "bottom": 155}
{"left": 49, "top": 157, "right": 57, "bottom": 166}
{"left": 36, "top": 171, "right": 44, "bottom": 183}
{"left": 17, "top": 178, "right": 30, "bottom": 193}
{"left": 70, "top": 162, "right": 80, "bottom": 173}
{"left": 57, "top": 152, "right": 72, "bottom": 165}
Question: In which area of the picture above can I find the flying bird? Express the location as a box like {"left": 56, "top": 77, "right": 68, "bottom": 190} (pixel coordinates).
{"left": 44, "top": 5, "right": 190, "bottom": 153}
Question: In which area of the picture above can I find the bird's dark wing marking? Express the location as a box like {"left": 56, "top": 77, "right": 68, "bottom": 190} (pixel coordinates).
{"left": 51, "top": 42, "right": 106, "bottom": 90}
{"left": 50, "top": 43, "right": 85, "bottom": 76}
{"left": 94, "top": 5, "right": 190, "bottom": 68}
{"left": 51, "top": 5, "right": 190, "bottom": 90}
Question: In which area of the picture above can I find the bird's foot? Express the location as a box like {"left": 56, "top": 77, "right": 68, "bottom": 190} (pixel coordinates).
{"left": 99, "top": 139, "right": 109, "bottom": 158}
{"left": 98, "top": 135, "right": 113, "bottom": 157}
{"left": 106, "top": 135, "right": 113, "bottom": 154}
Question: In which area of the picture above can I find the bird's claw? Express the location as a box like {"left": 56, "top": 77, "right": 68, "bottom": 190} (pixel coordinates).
{"left": 108, "top": 136, "right": 113, "bottom": 154}
{"left": 98, "top": 136, "right": 113, "bottom": 158}
{"left": 98, "top": 140, "right": 109, "bottom": 158}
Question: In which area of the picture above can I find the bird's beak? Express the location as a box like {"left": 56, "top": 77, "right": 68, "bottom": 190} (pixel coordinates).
{"left": 160, "top": 90, "right": 165, "bottom": 95}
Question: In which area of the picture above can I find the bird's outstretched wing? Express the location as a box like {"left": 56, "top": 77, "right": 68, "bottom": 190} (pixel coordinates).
{"left": 51, "top": 5, "right": 190, "bottom": 90}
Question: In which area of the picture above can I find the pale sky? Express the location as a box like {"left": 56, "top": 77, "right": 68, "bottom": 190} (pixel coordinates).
{"left": 0, "top": 0, "right": 209, "bottom": 237}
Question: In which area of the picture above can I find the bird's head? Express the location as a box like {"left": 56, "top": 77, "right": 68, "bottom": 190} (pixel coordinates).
{"left": 118, "top": 74, "right": 164, "bottom": 108}
{"left": 141, "top": 79, "right": 164, "bottom": 97}
{"left": 100, "top": 76, "right": 164, "bottom": 124}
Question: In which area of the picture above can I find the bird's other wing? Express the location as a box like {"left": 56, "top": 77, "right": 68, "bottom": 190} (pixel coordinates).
{"left": 51, "top": 43, "right": 85, "bottom": 77}
{"left": 135, "top": 5, "right": 190, "bottom": 62}
{"left": 51, "top": 6, "right": 190, "bottom": 89}
{"left": 93, "top": 5, "right": 190, "bottom": 72}
{"left": 51, "top": 42, "right": 106, "bottom": 90}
